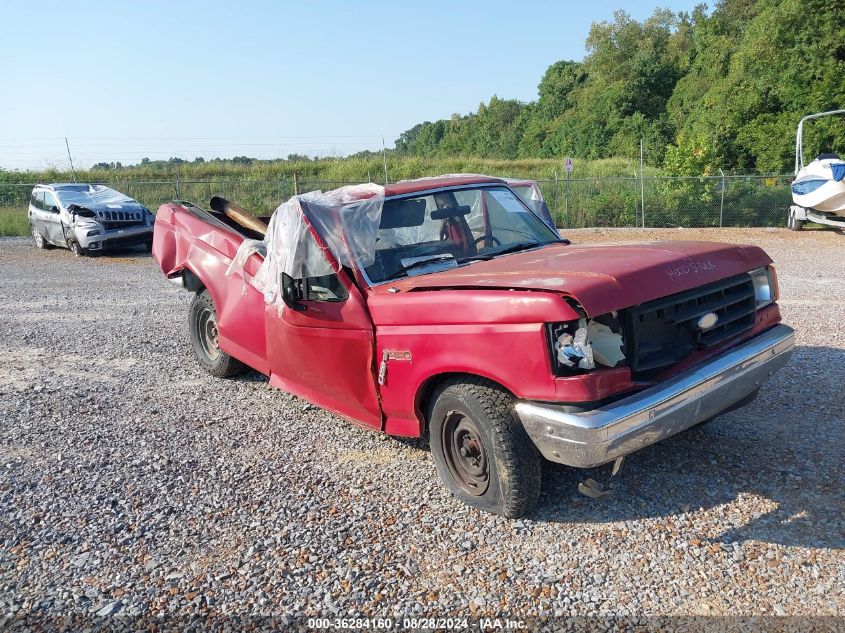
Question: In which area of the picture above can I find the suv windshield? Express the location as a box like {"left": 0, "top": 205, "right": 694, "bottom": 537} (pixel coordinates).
{"left": 55, "top": 185, "right": 136, "bottom": 208}
{"left": 363, "top": 185, "right": 560, "bottom": 284}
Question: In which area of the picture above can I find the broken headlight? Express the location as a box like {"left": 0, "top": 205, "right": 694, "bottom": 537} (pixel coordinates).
{"left": 547, "top": 315, "right": 626, "bottom": 375}
{"left": 749, "top": 266, "right": 778, "bottom": 309}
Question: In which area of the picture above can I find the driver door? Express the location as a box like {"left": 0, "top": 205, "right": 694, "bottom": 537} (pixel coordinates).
{"left": 265, "top": 269, "right": 383, "bottom": 429}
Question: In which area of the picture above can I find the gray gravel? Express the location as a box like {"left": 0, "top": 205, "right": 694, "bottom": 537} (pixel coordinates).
{"left": 0, "top": 229, "right": 843, "bottom": 624}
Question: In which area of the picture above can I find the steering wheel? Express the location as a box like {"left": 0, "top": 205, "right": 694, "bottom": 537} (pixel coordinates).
{"left": 474, "top": 235, "right": 501, "bottom": 248}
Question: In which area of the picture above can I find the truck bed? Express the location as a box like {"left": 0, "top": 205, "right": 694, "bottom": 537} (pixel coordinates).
{"left": 152, "top": 202, "right": 271, "bottom": 375}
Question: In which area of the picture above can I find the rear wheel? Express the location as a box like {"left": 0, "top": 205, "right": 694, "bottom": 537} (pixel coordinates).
{"left": 188, "top": 290, "right": 248, "bottom": 378}
{"left": 31, "top": 225, "right": 52, "bottom": 249}
{"left": 428, "top": 377, "right": 541, "bottom": 518}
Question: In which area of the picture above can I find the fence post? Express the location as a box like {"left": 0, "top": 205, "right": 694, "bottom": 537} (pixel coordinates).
{"left": 565, "top": 171, "right": 570, "bottom": 229}
{"left": 293, "top": 173, "right": 299, "bottom": 196}
{"left": 718, "top": 168, "right": 725, "bottom": 227}
{"left": 175, "top": 177, "right": 180, "bottom": 199}
{"left": 640, "top": 138, "right": 646, "bottom": 228}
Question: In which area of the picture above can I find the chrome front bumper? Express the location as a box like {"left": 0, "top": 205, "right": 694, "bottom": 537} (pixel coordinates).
{"left": 516, "top": 324, "right": 795, "bottom": 468}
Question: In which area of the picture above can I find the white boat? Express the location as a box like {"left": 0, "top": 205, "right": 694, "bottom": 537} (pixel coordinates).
{"left": 788, "top": 109, "right": 845, "bottom": 230}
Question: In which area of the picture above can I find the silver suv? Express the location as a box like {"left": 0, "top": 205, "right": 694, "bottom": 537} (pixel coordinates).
{"left": 29, "top": 183, "right": 155, "bottom": 256}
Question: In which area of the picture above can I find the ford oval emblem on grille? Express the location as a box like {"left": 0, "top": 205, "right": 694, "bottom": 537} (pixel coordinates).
{"left": 696, "top": 312, "right": 719, "bottom": 330}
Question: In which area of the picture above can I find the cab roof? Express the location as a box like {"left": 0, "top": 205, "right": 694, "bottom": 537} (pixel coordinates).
{"left": 384, "top": 175, "right": 505, "bottom": 198}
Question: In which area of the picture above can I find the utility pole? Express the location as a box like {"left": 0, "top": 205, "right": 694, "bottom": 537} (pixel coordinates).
{"left": 65, "top": 137, "right": 77, "bottom": 182}
{"left": 381, "top": 135, "right": 389, "bottom": 186}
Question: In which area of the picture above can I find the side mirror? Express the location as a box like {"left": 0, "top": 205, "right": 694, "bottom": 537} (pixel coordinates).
{"left": 281, "top": 273, "right": 308, "bottom": 311}
{"left": 49, "top": 205, "right": 60, "bottom": 214}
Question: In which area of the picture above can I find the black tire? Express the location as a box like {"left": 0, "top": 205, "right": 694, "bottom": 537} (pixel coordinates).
{"left": 188, "top": 290, "right": 248, "bottom": 378}
{"left": 428, "top": 377, "right": 542, "bottom": 518}
{"left": 787, "top": 209, "right": 804, "bottom": 231}
{"left": 31, "top": 225, "right": 52, "bottom": 249}
{"left": 144, "top": 240, "right": 153, "bottom": 253}
{"left": 68, "top": 240, "right": 84, "bottom": 257}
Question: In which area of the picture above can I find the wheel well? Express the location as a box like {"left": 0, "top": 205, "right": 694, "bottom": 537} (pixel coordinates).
{"left": 179, "top": 268, "right": 206, "bottom": 293}
{"left": 415, "top": 372, "right": 513, "bottom": 431}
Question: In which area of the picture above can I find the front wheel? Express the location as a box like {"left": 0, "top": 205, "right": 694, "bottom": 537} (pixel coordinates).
{"left": 69, "top": 240, "right": 84, "bottom": 257}
{"left": 428, "top": 377, "right": 541, "bottom": 518}
{"left": 188, "top": 290, "right": 248, "bottom": 378}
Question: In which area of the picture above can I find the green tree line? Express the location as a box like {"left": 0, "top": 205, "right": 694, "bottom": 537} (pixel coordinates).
{"left": 394, "top": 0, "right": 845, "bottom": 173}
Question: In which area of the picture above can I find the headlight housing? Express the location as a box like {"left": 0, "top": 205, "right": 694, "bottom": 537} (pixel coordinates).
{"left": 749, "top": 266, "right": 778, "bottom": 309}
{"left": 547, "top": 314, "right": 626, "bottom": 375}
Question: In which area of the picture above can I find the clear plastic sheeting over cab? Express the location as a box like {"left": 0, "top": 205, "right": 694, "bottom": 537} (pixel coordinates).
{"left": 228, "top": 175, "right": 558, "bottom": 310}
{"left": 230, "top": 184, "right": 385, "bottom": 311}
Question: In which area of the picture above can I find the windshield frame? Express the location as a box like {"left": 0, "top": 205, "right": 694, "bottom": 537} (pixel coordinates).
{"left": 355, "top": 182, "right": 563, "bottom": 287}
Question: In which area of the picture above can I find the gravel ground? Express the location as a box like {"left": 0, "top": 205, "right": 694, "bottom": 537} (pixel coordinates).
{"left": 0, "top": 229, "right": 843, "bottom": 626}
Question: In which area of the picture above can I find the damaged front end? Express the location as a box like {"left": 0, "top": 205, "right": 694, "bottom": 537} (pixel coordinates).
{"left": 66, "top": 203, "right": 154, "bottom": 253}
{"left": 548, "top": 313, "right": 626, "bottom": 374}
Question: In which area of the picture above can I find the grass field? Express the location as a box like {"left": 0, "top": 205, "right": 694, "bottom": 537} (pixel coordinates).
{"left": 0, "top": 156, "right": 793, "bottom": 235}
{"left": 1, "top": 207, "right": 29, "bottom": 237}
{"left": 0, "top": 155, "right": 645, "bottom": 186}
{"left": 0, "top": 156, "right": 651, "bottom": 236}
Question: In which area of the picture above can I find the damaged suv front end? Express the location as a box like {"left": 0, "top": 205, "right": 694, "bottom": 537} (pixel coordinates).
{"left": 28, "top": 183, "right": 154, "bottom": 256}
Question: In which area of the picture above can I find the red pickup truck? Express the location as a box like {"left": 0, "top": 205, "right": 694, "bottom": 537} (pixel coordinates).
{"left": 153, "top": 175, "right": 794, "bottom": 517}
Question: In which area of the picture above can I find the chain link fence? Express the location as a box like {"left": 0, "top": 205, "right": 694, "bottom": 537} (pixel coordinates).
{"left": 540, "top": 174, "right": 793, "bottom": 229}
{"left": 1, "top": 175, "right": 794, "bottom": 236}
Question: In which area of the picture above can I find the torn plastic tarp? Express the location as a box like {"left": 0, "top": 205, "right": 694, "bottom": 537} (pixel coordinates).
{"left": 228, "top": 183, "right": 384, "bottom": 310}
{"left": 228, "top": 176, "right": 554, "bottom": 310}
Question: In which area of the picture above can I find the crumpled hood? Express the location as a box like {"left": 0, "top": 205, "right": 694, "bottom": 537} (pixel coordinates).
{"left": 376, "top": 241, "right": 772, "bottom": 316}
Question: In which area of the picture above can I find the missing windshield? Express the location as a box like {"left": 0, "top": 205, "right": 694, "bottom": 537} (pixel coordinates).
{"left": 364, "top": 185, "right": 560, "bottom": 283}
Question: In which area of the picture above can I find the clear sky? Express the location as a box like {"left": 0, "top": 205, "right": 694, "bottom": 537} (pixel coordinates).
{"left": 0, "top": 0, "right": 705, "bottom": 170}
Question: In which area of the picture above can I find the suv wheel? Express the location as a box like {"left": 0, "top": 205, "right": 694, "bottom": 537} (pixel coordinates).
{"left": 188, "top": 290, "right": 248, "bottom": 378}
{"left": 428, "top": 377, "right": 541, "bottom": 518}
{"left": 31, "top": 225, "right": 52, "bottom": 250}
{"left": 69, "top": 241, "right": 84, "bottom": 257}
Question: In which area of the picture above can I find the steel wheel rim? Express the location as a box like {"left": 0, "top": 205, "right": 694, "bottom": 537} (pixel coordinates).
{"left": 441, "top": 411, "right": 489, "bottom": 496}
{"left": 196, "top": 306, "right": 221, "bottom": 361}
{"left": 32, "top": 227, "right": 43, "bottom": 247}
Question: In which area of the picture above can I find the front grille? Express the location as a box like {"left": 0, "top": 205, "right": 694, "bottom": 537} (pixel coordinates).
{"left": 97, "top": 210, "right": 145, "bottom": 230}
{"left": 103, "top": 220, "right": 146, "bottom": 230}
{"left": 625, "top": 273, "right": 756, "bottom": 377}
